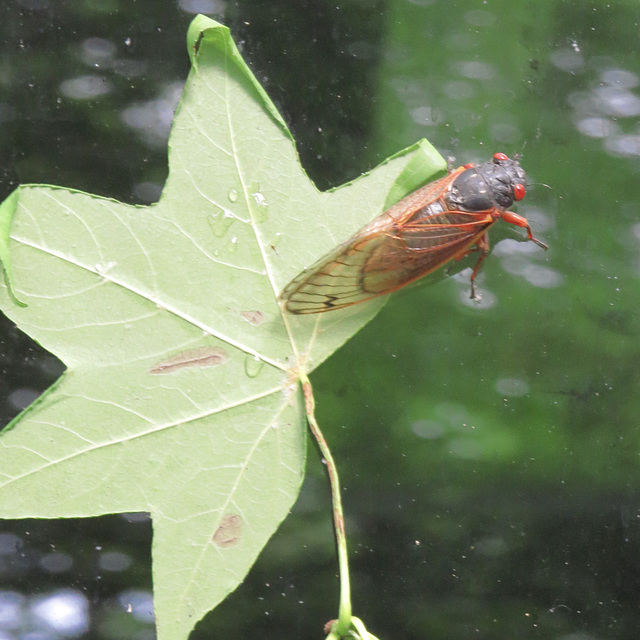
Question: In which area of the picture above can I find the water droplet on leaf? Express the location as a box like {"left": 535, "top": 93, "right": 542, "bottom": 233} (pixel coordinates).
{"left": 250, "top": 183, "right": 268, "bottom": 222}
{"left": 227, "top": 236, "right": 238, "bottom": 253}
{"left": 208, "top": 206, "right": 235, "bottom": 238}
{"left": 244, "top": 355, "right": 264, "bottom": 378}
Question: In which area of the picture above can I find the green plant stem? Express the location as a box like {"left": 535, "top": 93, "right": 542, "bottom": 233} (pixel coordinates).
{"left": 301, "top": 373, "right": 352, "bottom": 637}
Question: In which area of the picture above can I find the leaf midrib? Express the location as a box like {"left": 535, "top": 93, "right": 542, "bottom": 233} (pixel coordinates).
{"left": 12, "top": 230, "right": 287, "bottom": 371}
{"left": 0, "top": 381, "right": 287, "bottom": 488}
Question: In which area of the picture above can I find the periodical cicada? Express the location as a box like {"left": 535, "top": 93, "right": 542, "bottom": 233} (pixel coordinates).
{"left": 280, "top": 152, "right": 547, "bottom": 314}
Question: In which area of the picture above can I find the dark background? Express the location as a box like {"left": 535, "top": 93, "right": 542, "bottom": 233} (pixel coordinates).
{"left": 1, "top": 0, "right": 640, "bottom": 639}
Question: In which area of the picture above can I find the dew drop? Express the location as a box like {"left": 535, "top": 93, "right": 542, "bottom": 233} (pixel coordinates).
{"left": 227, "top": 236, "right": 238, "bottom": 253}
{"left": 251, "top": 191, "right": 267, "bottom": 206}
{"left": 208, "top": 206, "right": 235, "bottom": 238}
{"left": 244, "top": 355, "right": 264, "bottom": 378}
{"left": 227, "top": 188, "right": 238, "bottom": 202}
{"left": 249, "top": 182, "right": 268, "bottom": 222}
{"left": 95, "top": 261, "right": 116, "bottom": 276}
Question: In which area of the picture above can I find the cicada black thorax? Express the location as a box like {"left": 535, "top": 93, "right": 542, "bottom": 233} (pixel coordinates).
{"left": 447, "top": 155, "right": 527, "bottom": 213}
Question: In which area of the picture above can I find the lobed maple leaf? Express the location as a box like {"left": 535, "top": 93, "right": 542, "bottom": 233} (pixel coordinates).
{"left": 0, "top": 15, "right": 445, "bottom": 640}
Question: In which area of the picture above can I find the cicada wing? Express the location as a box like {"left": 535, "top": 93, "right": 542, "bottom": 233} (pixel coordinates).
{"left": 279, "top": 233, "right": 390, "bottom": 314}
{"left": 360, "top": 212, "right": 494, "bottom": 294}
{"left": 281, "top": 210, "right": 494, "bottom": 314}
{"left": 280, "top": 173, "right": 459, "bottom": 315}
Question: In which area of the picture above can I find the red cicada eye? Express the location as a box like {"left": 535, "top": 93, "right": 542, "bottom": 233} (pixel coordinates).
{"left": 493, "top": 152, "right": 509, "bottom": 162}
{"left": 513, "top": 183, "right": 526, "bottom": 201}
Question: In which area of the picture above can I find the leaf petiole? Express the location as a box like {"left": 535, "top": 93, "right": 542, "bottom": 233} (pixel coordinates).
{"left": 301, "top": 374, "right": 379, "bottom": 640}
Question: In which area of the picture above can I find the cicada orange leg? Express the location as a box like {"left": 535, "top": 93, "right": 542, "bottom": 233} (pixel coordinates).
{"left": 500, "top": 211, "right": 548, "bottom": 250}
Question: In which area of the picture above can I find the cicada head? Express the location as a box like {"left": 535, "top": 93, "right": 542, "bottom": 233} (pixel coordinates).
{"left": 487, "top": 152, "right": 527, "bottom": 207}
{"left": 447, "top": 152, "right": 527, "bottom": 212}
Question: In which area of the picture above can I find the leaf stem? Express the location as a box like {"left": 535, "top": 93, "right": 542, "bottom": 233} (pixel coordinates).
{"left": 300, "top": 373, "right": 351, "bottom": 637}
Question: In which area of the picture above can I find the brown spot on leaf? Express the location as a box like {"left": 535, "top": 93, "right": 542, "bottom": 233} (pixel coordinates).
{"left": 149, "top": 346, "right": 229, "bottom": 374}
{"left": 241, "top": 310, "right": 266, "bottom": 326}
{"left": 212, "top": 514, "right": 243, "bottom": 548}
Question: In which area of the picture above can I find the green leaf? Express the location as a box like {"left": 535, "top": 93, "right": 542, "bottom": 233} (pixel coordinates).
{"left": 0, "top": 15, "right": 445, "bottom": 640}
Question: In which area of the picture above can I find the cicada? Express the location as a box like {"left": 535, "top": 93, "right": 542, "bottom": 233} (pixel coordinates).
{"left": 280, "top": 152, "right": 547, "bottom": 314}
